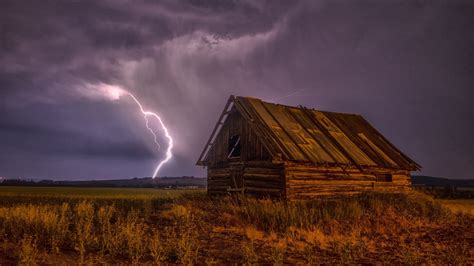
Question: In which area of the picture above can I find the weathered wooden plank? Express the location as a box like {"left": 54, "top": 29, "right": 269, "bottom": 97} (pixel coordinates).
{"left": 285, "top": 167, "right": 361, "bottom": 173}
{"left": 392, "top": 174, "right": 410, "bottom": 180}
{"left": 286, "top": 186, "right": 408, "bottom": 193}
{"left": 244, "top": 176, "right": 284, "bottom": 184}
{"left": 243, "top": 167, "right": 283, "bottom": 175}
{"left": 245, "top": 187, "right": 283, "bottom": 193}
{"left": 208, "top": 173, "right": 231, "bottom": 179}
{"left": 287, "top": 179, "right": 380, "bottom": 186}
{"left": 244, "top": 161, "right": 284, "bottom": 168}
{"left": 208, "top": 168, "right": 230, "bottom": 174}
{"left": 207, "top": 180, "right": 230, "bottom": 186}
{"left": 285, "top": 165, "right": 409, "bottom": 175}
{"left": 242, "top": 173, "right": 281, "bottom": 179}
{"left": 244, "top": 180, "right": 283, "bottom": 189}
{"left": 287, "top": 175, "right": 376, "bottom": 182}
{"left": 284, "top": 162, "right": 410, "bottom": 174}
{"left": 207, "top": 185, "right": 230, "bottom": 191}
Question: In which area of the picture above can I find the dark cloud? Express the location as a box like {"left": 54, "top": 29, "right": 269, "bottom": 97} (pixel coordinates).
{"left": 0, "top": 100, "right": 156, "bottom": 160}
{"left": 0, "top": 121, "right": 154, "bottom": 159}
{"left": 0, "top": 0, "right": 473, "bottom": 179}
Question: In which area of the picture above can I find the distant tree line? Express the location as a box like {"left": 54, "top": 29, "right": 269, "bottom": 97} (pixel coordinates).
{"left": 0, "top": 177, "right": 206, "bottom": 189}
{"left": 413, "top": 185, "right": 474, "bottom": 199}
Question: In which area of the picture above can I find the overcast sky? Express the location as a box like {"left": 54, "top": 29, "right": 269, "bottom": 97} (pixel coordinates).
{"left": 0, "top": 0, "right": 473, "bottom": 180}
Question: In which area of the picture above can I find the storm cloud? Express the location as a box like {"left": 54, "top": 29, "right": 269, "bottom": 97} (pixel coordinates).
{"left": 0, "top": 0, "right": 473, "bottom": 179}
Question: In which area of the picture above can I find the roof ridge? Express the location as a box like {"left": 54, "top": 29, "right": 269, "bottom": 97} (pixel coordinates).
{"left": 236, "top": 95, "right": 363, "bottom": 116}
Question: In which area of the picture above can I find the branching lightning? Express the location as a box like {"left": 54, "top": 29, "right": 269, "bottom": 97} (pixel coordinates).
{"left": 127, "top": 93, "right": 173, "bottom": 178}
{"left": 105, "top": 85, "right": 173, "bottom": 178}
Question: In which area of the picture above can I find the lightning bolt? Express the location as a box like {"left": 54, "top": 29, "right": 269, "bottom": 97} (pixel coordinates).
{"left": 144, "top": 109, "right": 161, "bottom": 151}
{"left": 102, "top": 84, "right": 173, "bottom": 178}
{"left": 126, "top": 92, "right": 173, "bottom": 178}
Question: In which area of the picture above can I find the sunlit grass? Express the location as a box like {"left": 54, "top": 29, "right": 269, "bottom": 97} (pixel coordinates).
{"left": 0, "top": 186, "right": 204, "bottom": 199}
{"left": 0, "top": 187, "right": 205, "bottom": 264}
{"left": 0, "top": 187, "right": 471, "bottom": 264}
{"left": 438, "top": 199, "right": 474, "bottom": 215}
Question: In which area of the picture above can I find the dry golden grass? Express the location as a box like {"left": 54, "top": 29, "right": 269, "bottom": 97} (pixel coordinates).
{"left": 438, "top": 199, "right": 474, "bottom": 215}
{"left": 18, "top": 236, "right": 38, "bottom": 266}
{"left": 0, "top": 187, "right": 472, "bottom": 264}
{"left": 243, "top": 226, "right": 265, "bottom": 241}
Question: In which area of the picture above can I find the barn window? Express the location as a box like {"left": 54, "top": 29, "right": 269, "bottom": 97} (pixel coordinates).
{"left": 228, "top": 135, "right": 241, "bottom": 158}
{"left": 376, "top": 174, "right": 392, "bottom": 182}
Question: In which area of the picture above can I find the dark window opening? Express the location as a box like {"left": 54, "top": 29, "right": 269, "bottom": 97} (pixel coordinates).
{"left": 376, "top": 174, "right": 392, "bottom": 182}
{"left": 228, "top": 135, "right": 241, "bottom": 158}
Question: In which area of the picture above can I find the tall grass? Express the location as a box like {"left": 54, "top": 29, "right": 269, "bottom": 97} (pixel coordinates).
{"left": 149, "top": 229, "right": 166, "bottom": 263}
{"left": 0, "top": 202, "right": 207, "bottom": 264}
{"left": 225, "top": 192, "right": 451, "bottom": 232}
{"left": 74, "top": 202, "right": 94, "bottom": 263}
{"left": 18, "top": 236, "right": 38, "bottom": 266}
{"left": 163, "top": 204, "right": 201, "bottom": 264}
{"left": 0, "top": 188, "right": 471, "bottom": 264}
{"left": 0, "top": 204, "right": 71, "bottom": 247}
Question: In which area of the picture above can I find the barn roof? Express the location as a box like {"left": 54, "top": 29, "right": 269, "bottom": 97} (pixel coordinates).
{"left": 197, "top": 95, "right": 420, "bottom": 171}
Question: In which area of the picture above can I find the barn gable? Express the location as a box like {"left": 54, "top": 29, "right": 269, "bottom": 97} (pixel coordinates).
{"left": 203, "top": 104, "right": 271, "bottom": 166}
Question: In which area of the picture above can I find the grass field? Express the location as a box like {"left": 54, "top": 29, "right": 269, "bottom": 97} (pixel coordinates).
{"left": 439, "top": 199, "right": 474, "bottom": 216}
{"left": 0, "top": 186, "right": 203, "bottom": 199}
{"left": 0, "top": 187, "right": 472, "bottom": 264}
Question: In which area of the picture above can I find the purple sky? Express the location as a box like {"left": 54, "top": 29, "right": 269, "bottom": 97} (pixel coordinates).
{"left": 0, "top": 0, "right": 473, "bottom": 180}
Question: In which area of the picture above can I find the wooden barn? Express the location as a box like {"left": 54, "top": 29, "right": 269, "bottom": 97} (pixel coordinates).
{"left": 196, "top": 95, "right": 420, "bottom": 199}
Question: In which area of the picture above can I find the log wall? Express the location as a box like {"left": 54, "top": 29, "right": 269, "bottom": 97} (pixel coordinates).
{"left": 243, "top": 161, "right": 284, "bottom": 197}
{"left": 207, "top": 166, "right": 231, "bottom": 195}
{"left": 207, "top": 161, "right": 284, "bottom": 197}
{"left": 208, "top": 161, "right": 412, "bottom": 200}
{"left": 284, "top": 162, "right": 411, "bottom": 200}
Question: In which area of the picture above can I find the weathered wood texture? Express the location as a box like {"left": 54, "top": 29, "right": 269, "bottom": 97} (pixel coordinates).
{"left": 243, "top": 163, "right": 284, "bottom": 197}
{"left": 206, "top": 109, "right": 271, "bottom": 166}
{"left": 201, "top": 96, "right": 419, "bottom": 200}
{"left": 207, "top": 162, "right": 284, "bottom": 197}
{"left": 207, "top": 166, "right": 231, "bottom": 194}
{"left": 235, "top": 97, "right": 420, "bottom": 170}
{"left": 208, "top": 161, "right": 411, "bottom": 199}
{"left": 284, "top": 163, "right": 411, "bottom": 200}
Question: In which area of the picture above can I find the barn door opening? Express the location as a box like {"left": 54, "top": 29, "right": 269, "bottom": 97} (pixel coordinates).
{"left": 228, "top": 163, "right": 244, "bottom": 192}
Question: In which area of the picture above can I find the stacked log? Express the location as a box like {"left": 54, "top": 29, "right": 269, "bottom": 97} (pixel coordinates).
{"left": 207, "top": 167, "right": 231, "bottom": 194}
{"left": 284, "top": 163, "right": 411, "bottom": 200}
{"left": 243, "top": 164, "right": 284, "bottom": 197}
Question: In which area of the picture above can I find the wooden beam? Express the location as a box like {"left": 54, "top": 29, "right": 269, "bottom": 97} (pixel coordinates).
{"left": 233, "top": 97, "right": 282, "bottom": 158}
{"left": 259, "top": 102, "right": 313, "bottom": 162}
{"left": 284, "top": 108, "right": 353, "bottom": 179}
{"left": 300, "top": 106, "right": 366, "bottom": 173}
{"left": 196, "top": 95, "right": 235, "bottom": 165}
{"left": 240, "top": 98, "right": 293, "bottom": 160}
